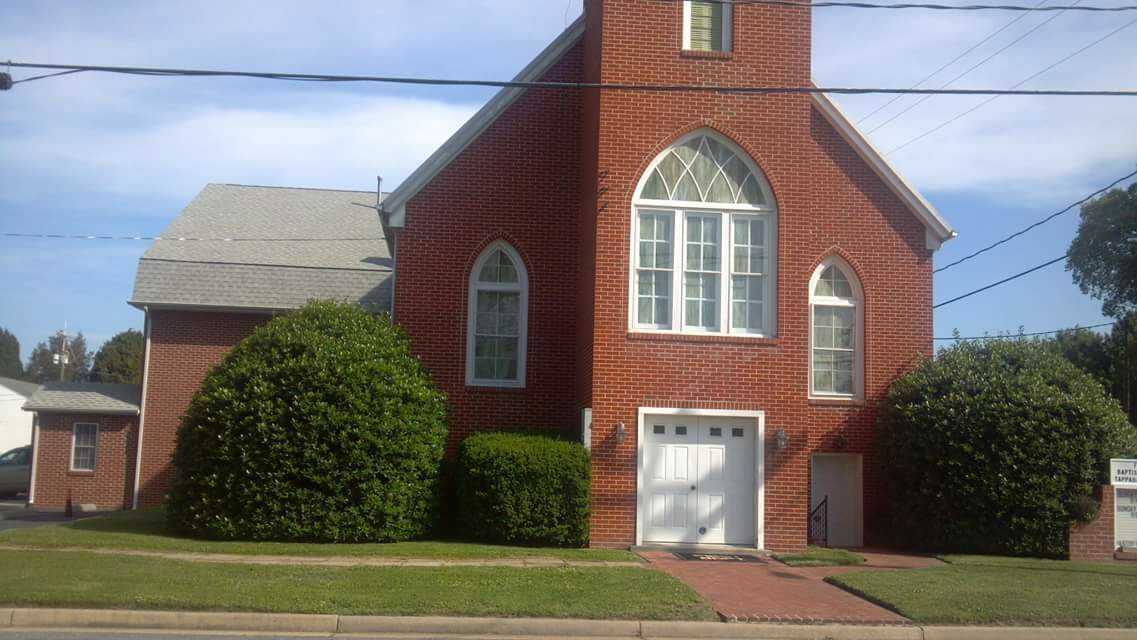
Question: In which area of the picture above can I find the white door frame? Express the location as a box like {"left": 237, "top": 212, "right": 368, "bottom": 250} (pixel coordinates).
{"left": 635, "top": 407, "right": 765, "bottom": 548}
{"left": 810, "top": 452, "right": 863, "bottom": 547}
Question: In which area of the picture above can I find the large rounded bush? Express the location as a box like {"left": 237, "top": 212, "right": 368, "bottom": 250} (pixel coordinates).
{"left": 877, "top": 339, "right": 1136, "bottom": 557}
{"left": 166, "top": 301, "right": 447, "bottom": 542}
{"left": 455, "top": 432, "right": 590, "bottom": 547}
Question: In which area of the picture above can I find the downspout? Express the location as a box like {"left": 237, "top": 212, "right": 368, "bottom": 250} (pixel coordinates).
{"left": 27, "top": 414, "right": 39, "bottom": 505}
{"left": 131, "top": 307, "right": 152, "bottom": 509}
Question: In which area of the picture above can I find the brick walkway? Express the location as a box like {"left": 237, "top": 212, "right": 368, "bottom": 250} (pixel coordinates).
{"left": 0, "top": 545, "right": 643, "bottom": 568}
{"left": 640, "top": 549, "right": 940, "bottom": 624}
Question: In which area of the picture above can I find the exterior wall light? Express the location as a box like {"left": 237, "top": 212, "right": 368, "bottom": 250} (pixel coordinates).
{"left": 774, "top": 428, "right": 789, "bottom": 450}
{"left": 615, "top": 422, "right": 626, "bottom": 444}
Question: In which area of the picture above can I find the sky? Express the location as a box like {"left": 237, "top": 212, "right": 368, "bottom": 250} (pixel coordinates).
{"left": 1, "top": 0, "right": 1134, "bottom": 363}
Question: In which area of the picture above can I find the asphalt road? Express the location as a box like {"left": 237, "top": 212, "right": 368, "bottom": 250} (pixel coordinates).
{"left": 0, "top": 634, "right": 489, "bottom": 640}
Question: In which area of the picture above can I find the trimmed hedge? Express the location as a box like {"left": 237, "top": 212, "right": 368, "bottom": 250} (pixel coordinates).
{"left": 877, "top": 339, "right": 1136, "bottom": 558}
{"left": 455, "top": 432, "right": 590, "bottom": 547}
{"left": 166, "top": 301, "right": 448, "bottom": 543}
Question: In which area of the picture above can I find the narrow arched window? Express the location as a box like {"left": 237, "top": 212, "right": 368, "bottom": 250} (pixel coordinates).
{"left": 632, "top": 130, "right": 777, "bottom": 336}
{"left": 809, "top": 258, "right": 862, "bottom": 398}
{"left": 467, "top": 241, "right": 528, "bottom": 388}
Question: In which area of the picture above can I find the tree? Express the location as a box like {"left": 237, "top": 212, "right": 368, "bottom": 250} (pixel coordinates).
{"left": 1043, "top": 315, "right": 1137, "bottom": 427}
{"left": 24, "top": 331, "right": 91, "bottom": 383}
{"left": 877, "top": 339, "right": 1136, "bottom": 558}
{"left": 166, "top": 301, "right": 448, "bottom": 542}
{"left": 0, "top": 329, "right": 21, "bottom": 379}
{"left": 89, "top": 329, "right": 144, "bottom": 384}
{"left": 1067, "top": 183, "right": 1137, "bottom": 318}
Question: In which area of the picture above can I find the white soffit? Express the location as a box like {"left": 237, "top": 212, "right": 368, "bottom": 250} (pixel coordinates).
{"left": 810, "top": 87, "right": 956, "bottom": 251}
{"left": 384, "top": 17, "right": 586, "bottom": 228}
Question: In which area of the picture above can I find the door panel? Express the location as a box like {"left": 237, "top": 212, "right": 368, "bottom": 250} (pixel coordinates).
{"left": 811, "top": 455, "right": 863, "bottom": 548}
{"left": 643, "top": 415, "right": 757, "bottom": 546}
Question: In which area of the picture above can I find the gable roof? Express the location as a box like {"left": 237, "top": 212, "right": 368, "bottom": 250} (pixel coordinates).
{"left": 23, "top": 382, "right": 141, "bottom": 416}
{"left": 810, "top": 89, "right": 956, "bottom": 250}
{"left": 380, "top": 17, "right": 954, "bottom": 251}
{"left": 0, "top": 377, "right": 40, "bottom": 398}
{"left": 382, "top": 16, "right": 586, "bottom": 228}
{"left": 130, "top": 184, "right": 393, "bottom": 312}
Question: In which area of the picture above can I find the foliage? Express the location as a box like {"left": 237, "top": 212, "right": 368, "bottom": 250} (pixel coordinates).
{"left": 0, "top": 328, "right": 21, "bottom": 379}
{"left": 877, "top": 339, "right": 1137, "bottom": 558}
{"left": 455, "top": 432, "right": 591, "bottom": 547}
{"left": 166, "top": 301, "right": 447, "bottom": 543}
{"left": 1067, "top": 183, "right": 1137, "bottom": 318}
{"left": 89, "top": 329, "right": 144, "bottom": 384}
{"left": 1043, "top": 314, "right": 1137, "bottom": 426}
{"left": 23, "top": 331, "right": 90, "bottom": 383}
{"left": 1068, "top": 495, "right": 1100, "bottom": 524}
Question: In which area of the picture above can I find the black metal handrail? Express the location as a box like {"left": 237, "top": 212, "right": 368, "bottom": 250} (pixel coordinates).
{"left": 809, "top": 496, "right": 828, "bottom": 547}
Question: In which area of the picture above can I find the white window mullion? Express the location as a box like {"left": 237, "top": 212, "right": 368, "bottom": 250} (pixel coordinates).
{"left": 673, "top": 211, "right": 684, "bottom": 331}
{"left": 720, "top": 212, "right": 731, "bottom": 335}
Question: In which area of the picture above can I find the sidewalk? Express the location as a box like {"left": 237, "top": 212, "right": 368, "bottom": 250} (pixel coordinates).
{"left": 0, "top": 544, "right": 642, "bottom": 568}
{"left": 1, "top": 608, "right": 1133, "bottom": 639}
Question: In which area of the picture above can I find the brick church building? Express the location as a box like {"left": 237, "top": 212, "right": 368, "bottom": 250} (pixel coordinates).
{"left": 24, "top": 0, "right": 954, "bottom": 551}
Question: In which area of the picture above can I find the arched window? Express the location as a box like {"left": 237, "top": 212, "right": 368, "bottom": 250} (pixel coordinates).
{"left": 631, "top": 131, "right": 777, "bottom": 336}
{"left": 467, "top": 241, "right": 528, "bottom": 388}
{"left": 809, "top": 258, "right": 863, "bottom": 398}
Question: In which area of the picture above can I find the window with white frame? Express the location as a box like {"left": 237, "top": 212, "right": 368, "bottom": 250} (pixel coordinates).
{"left": 632, "top": 131, "right": 777, "bottom": 336}
{"left": 467, "top": 241, "right": 528, "bottom": 387}
{"left": 809, "top": 259, "right": 862, "bottom": 398}
{"left": 683, "top": 0, "right": 732, "bottom": 52}
{"left": 71, "top": 422, "right": 98, "bottom": 472}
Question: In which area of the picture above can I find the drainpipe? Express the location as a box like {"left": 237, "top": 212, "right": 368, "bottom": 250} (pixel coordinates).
{"left": 27, "top": 414, "right": 39, "bottom": 506}
{"left": 131, "top": 307, "right": 152, "bottom": 510}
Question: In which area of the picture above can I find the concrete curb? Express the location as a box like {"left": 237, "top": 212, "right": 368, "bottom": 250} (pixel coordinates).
{"left": 0, "top": 609, "right": 1132, "bottom": 639}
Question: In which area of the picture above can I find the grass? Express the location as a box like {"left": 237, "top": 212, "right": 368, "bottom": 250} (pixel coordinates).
{"left": 0, "top": 508, "right": 635, "bottom": 562}
{"left": 773, "top": 546, "right": 865, "bottom": 567}
{"left": 829, "top": 554, "right": 1137, "bottom": 627}
{"left": 0, "top": 550, "right": 714, "bottom": 620}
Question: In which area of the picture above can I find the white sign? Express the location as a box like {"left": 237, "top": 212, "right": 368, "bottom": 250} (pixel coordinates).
{"left": 1111, "top": 459, "right": 1137, "bottom": 487}
{"left": 1117, "top": 488, "right": 1137, "bottom": 550}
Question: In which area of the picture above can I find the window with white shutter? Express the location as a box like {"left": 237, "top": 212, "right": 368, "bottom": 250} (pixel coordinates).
{"left": 684, "top": 1, "right": 731, "bottom": 52}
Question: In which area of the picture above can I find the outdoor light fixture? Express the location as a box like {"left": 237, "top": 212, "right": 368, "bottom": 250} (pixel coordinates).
{"left": 774, "top": 428, "right": 789, "bottom": 450}
{"left": 615, "top": 422, "right": 626, "bottom": 444}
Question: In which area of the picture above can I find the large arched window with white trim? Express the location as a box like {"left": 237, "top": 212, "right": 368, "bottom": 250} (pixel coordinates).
{"left": 809, "top": 258, "right": 863, "bottom": 398}
{"left": 631, "top": 131, "right": 777, "bottom": 336}
{"left": 467, "top": 241, "right": 528, "bottom": 388}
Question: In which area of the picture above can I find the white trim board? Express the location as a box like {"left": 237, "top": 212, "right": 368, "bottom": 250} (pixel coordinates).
{"left": 809, "top": 87, "right": 956, "bottom": 251}
{"left": 635, "top": 407, "right": 765, "bottom": 549}
{"left": 383, "top": 17, "right": 586, "bottom": 228}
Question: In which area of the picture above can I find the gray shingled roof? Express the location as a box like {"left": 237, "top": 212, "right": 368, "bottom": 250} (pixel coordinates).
{"left": 23, "top": 383, "right": 141, "bottom": 415}
{"left": 130, "top": 184, "right": 392, "bottom": 312}
{"left": 0, "top": 377, "right": 40, "bottom": 398}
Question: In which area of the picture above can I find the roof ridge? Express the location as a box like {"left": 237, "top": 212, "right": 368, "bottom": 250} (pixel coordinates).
{"left": 213, "top": 183, "right": 388, "bottom": 196}
{"left": 138, "top": 256, "right": 392, "bottom": 273}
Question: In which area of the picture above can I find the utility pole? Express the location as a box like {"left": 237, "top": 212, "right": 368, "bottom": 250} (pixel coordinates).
{"left": 52, "top": 322, "right": 71, "bottom": 382}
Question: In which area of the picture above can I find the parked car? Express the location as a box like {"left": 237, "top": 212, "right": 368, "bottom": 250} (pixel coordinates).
{"left": 0, "top": 446, "right": 31, "bottom": 497}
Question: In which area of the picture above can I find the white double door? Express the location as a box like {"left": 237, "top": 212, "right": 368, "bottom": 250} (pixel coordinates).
{"left": 642, "top": 415, "right": 756, "bottom": 545}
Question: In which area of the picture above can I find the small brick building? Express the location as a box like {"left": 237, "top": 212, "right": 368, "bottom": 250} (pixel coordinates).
{"left": 26, "top": 1, "right": 959, "bottom": 550}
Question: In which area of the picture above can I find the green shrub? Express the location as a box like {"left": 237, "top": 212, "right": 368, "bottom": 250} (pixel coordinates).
{"left": 877, "top": 339, "right": 1136, "bottom": 558}
{"left": 166, "top": 301, "right": 447, "bottom": 543}
{"left": 455, "top": 432, "right": 590, "bottom": 547}
{"left": 1069, "top": 495, "right": 1100, "bottom": 524}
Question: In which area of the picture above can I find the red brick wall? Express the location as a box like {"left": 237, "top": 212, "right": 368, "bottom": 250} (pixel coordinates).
{"left": 394, "top": 42, "right": 585, "bottom": 454}
{"left": 1070, "top": 486, "right": 1117, "bottom": 562}
{"left": 31, "top": 413, "right": 137, "bottom": 510}
{"left": 582, "top": 0, "right": 932, "bottom": 549}
{"left": 135, "top": 310, "right": 270, "bottom": 507}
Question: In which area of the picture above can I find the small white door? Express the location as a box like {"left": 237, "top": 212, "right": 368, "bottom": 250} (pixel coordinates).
{"left": 643, "top": 415, "right": 756, "bottom": 545}
{"left": 810, "top": 454, "right": 863, "bottom": 548}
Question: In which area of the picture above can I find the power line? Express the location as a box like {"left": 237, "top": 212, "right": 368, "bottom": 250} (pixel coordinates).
{"left": 5, "top": 61, "right": 1137, "bottom": 96}
{"left": 866, "top": 0, "right": 1071, "bottom": 134}
{"left": 676, "top": 0, "right": 1136, "bottom": 10}
{"left": 935, "top": 165, "right": 1137, "bottom": 273}
{"left": 1, "top": 232, "right": 384, "bottom": 242}
{"left": 887, "top": 15, "right": 1137, "bottom": 154}
{"left": 856, "top": 0, "right": 1045, "bottom": 125}
{"left": 933, "top": 254, "right": 1067, "bottom": 308}
{"left": 934, "top": 320, "right": 1113, "bottom": 340}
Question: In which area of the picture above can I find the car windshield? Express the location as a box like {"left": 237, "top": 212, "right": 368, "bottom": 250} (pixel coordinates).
{"left": 0, "top": 450, "right": 18, "bottom": 465}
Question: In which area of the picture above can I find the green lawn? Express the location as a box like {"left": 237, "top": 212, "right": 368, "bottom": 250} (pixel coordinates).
{"left": 829, "top": 554, "right": 1137, "bottom": 627}
{"left": 0, "top": 550, "right": 714, "bottom": 620}
{"left": 773, "top": 546, "right": 865, "bottom": 567}
{"left": 0, "top": 508, "right": 635, "bottom": 562}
